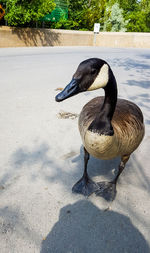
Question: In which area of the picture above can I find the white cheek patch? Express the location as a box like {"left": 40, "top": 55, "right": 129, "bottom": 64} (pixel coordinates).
{"left": 88, "top": 64, "right": 109, "bottom": 91}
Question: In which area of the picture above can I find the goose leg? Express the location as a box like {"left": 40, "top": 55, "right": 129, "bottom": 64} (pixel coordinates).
{"left": 95, "top": 155, "right": 130, "bottom": 201}
{"left": 112, "top": 155, "right": 130, "bottom": 184}
{"left": 72, "top": 147, "right": 98, "bottom": 196}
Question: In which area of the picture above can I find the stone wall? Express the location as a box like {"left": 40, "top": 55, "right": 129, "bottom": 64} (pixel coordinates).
{"left": 0, "top": 26, "right": 150, "bottom": 48}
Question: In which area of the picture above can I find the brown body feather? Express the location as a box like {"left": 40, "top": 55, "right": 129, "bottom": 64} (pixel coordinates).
{"left": 79, "top": 96, "right": 144, "bottom": 159}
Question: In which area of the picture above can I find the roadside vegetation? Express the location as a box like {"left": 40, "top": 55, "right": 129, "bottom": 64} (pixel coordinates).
{"left": 0, "top": 0, "right": 150, "bottom": 32}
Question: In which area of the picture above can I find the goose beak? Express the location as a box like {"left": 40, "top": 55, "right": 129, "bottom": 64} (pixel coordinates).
{"left": 55, "top": 79, "right": 79, "bottom": 102}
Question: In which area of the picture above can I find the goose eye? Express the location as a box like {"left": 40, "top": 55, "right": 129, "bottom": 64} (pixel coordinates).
{"left": 91, "top": 69, "right": 97, "bottom": 75}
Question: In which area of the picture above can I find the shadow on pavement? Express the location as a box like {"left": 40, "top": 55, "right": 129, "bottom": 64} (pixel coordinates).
{"left": 40, "top": 200, "right": 150, "bottom": 253}
{"left": 108, "top": 57, "right": 150, "bottom": 72}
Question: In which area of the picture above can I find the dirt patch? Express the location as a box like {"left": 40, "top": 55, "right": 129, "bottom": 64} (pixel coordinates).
{"left": 57, "top": 110, "right": 78, "bottom": 120}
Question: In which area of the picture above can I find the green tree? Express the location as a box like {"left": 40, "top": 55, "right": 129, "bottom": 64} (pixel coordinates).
{"left": 117, "top": 0, "right": 139, "bottom": 13}
{"left": 126, "top": 10, "right": 149, "bottom": 32}
{"left": 51, "top": 0, "right": 107, "bottom": 31}
{"left": 139, "top": 0, "right": 150, "bottom": 31}
{"left": 3, "top": 0, "right": 55, "bottom": 26}
{"left": 125, "top": 0, "right": 150, "bottom": 32}
{"left": 79, "top": 0, "right": 106, "bottom": 30}
{"left": 103, "top": 2, "right": 128, "bottom": 32}
{"left": 104, "top": 0, "right": 150, "bottom": 32}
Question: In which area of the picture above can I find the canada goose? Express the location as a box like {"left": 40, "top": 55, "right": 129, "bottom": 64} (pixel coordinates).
{"left": 55, "top": 58, "right": 145, "bottom": 201}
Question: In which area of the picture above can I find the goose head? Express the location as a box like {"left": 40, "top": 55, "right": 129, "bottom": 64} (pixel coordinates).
{"left": 55, "top": 58, "right": 112, "bottom": 102}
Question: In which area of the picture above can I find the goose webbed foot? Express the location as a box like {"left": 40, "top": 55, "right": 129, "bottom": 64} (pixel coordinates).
{"left": 95, "top": 181, "right": 117, "bottom": 201}
{"left": 72, "top": 175, "right": 98, "bottom": 197}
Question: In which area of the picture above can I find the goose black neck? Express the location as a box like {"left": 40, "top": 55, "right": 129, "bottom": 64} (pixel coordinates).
{"left": 88, "top": 68, "right": 117, "bottom": 136}
{"left": 102, "top": 69, "right": 117, "bottom": 121}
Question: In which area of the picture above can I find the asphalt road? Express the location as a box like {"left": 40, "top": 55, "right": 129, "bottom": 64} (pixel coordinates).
{"left": 0, "top": 46, "right": 150, "bottom": 253}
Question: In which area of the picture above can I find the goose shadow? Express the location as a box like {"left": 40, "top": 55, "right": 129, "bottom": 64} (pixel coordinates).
{"left": 40, "top": 200, "right": 150, "bottom": 253}
{"left": 72, "top": 145, "right": 120, "bottom": 182}
{"left": 68, "top": 144, "right": 150, "bottom": 200}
